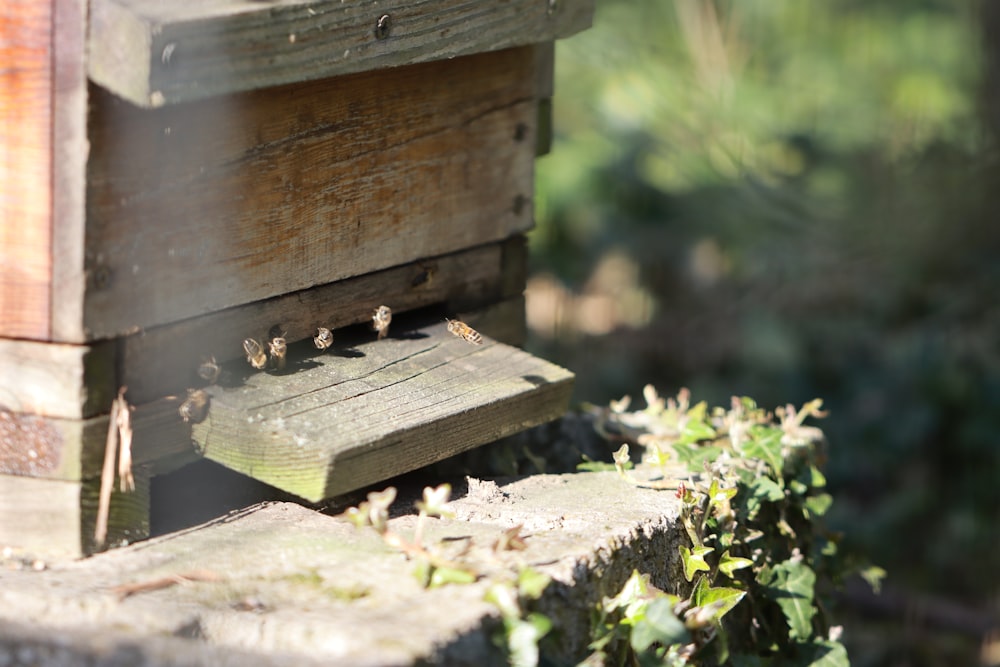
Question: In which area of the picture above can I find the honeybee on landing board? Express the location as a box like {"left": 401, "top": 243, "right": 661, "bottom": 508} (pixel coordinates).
{"left": 372, "top": 305, "right": 392, "bottom": 340}
{"left": 314, "top": 327, "right": 334, "bottom": 351}
{"left": 197, "top": 356, "right": 221, "bottom": 384}
{"left": 268, "top": 334, "right": 287, "bottom": 371}
{"left": 446, "top": 319, "right": 483, "bottom": 345}
{"left": 243, "top": 338, "right": 267, "bottom": 370}
{"left": 178, "top": 388, "right": 209, "bottom": 423}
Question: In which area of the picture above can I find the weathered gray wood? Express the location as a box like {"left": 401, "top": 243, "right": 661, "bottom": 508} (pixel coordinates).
{"left": 88, "top": 0, "right": 595, "bottom": 107}
{"left": 192, "top": 320, "right": 573, "bottom": 501}
{"left": 0, "top": 471, "right": 150, "bottom": 557}
{"left": 0, "top": 339, "right": 115, "bottom": 419}
{"left": 49, "top": 0, "right": 90, "bottom": 343}
{"left": 121, "top": 239, "right": 526, "bottom": 405}
{"left": 84, "top": 48, "right": 536, "bottom": 339}
{"left": 0, "top": 398, "right": 200, "bottom": 482}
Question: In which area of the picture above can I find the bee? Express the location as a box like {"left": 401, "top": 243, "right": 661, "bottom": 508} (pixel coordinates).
{"left": 243, "top": 338, "right": 267, "bottom": 370}
{"left": 314, "top": 326, "right": 334, "bottom": 351}
{"left": 197, "top": 356, "right": 220, "bottom": 384}
{"left": 446, "top": 318, "right": 483, "bottom": 345}
{"left": 372, "top": 305, "right": 392, "bottom": 340}
{"left": 178, "top": 388, "right": 209, "bottom": 423}
{"left": 268, "top": 333, "right": 287, "bottom": 371}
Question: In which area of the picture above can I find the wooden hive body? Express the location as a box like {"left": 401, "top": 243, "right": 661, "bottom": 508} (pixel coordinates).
{"left": 0, "top": 0, "right": 592, "bottom": 556}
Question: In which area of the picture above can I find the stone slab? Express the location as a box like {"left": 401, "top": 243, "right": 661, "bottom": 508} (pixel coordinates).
{"left": 0, "top": 470, "right": 685, "bottom": 666}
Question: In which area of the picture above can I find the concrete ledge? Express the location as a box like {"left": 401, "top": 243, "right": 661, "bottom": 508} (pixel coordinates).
{"left": 0, "top": 471, "right": 685, "bottom": 666}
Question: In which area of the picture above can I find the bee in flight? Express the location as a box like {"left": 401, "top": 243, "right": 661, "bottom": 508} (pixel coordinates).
{"left": 197, "top": 356, "right": 220, "bottom": 384}
{"left": 446, "top": 318, "right": 483, "bottom": 345}
{"left": 372, "top": 305, "right": 392, "bottom": 340}
{"left": 243, "top": 338, "right": 268, "bottom": 369}
{"left": 314, "top": 326, "right": 334, "bottom": 351}
{"left": 268, "top": 333, "right": 287, "bottom": 371}
{"left": 178, "top": 388, "right": 209, "bottom": 423}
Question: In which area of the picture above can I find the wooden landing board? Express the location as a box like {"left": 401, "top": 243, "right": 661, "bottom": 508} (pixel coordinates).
{"left": 88, "top": 0, "right": 594, "bottom": 107}
{"left": 192, "top": 321, "right": 573, "bottom": 501}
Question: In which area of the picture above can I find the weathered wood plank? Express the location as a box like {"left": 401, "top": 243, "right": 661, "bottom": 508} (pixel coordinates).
{"left": 192, "top": 320, "right": 573, "bottom": 501}
{"left": 121, "top": 239, "right": 526, "bottom": 405}
{"left": 49, "top": 0, "right": 91, "bottom": 343}
{"left": 0, "top": 0, "right": 53, "bottom": 340}
{"left": 0, "top": 339, "right": 116, "bottom": 419}
{"left": 84, "top": 47, "right": 537, "bottom": 339}
{"left": 0, "top": 398, "right": 200, "bottom": 482}
{"left": 0, "top": 471, "right": 150, "bottom": 557}
{"left": 88, "top": 0, "right": 595, "bottom": 107}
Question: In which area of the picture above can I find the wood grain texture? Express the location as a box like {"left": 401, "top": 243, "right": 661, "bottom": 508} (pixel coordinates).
{"left": 0, "top": 398, "right": 200, "bottom": 482}
{"left": 121, "top": 239, "right": 526, "bottom": 405}
{"left": 88, "top": 0, "right": 595, "bottom": 107}
{"left": 192, "top": 320, "right": 573, "bottom": 501}
{"left": 0, "top": 472, "right": 149, "bottom": 557}
{"left": 0, "top": 0, "right": 53, "bottom": 339}
{"left": 0, "top": 339, "right": 116, "bottom": 419}
{"left": 84, "top": 47, "right": 537, "bottom": 339}
{"left": 50, "top": 0, "right": 90, "bottom": 343}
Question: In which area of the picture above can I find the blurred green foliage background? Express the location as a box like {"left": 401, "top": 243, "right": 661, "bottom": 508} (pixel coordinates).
{"left": 527, "top": 1, "right": 999, "bottom": 664}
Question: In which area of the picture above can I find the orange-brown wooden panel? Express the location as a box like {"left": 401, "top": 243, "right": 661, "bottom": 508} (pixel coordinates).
{"left": 0, "top": 0, "right": 53, "bottom": 340}
{"left": 83, "top": 46, "right": 538, "bottom": 340}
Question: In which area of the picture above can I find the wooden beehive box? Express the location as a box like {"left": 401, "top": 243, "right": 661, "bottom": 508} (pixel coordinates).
{"left": 0, "top": 0, "right": 592, "bottom": 556}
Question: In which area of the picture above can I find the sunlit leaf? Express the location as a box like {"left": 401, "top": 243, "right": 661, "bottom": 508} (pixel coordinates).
{"left": 758, "top": 560, "right": 816, "bottom": 640}
{"left": 804, "top": 493, "right": 833, "bottom": 518}
{"left": 507, "top": 613, "right": 552, "bottom": 667}
{"left": 630, "top": 597, "right": 689, "bottom": 653}
{"left": 680, "top": 545, "right": 714, "bottom": 582}
{"left": 719, "top": 550, "right": 754, "bottom": 578}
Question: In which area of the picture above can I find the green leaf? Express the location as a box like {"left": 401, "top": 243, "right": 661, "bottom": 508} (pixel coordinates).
{"left": 718, "top": 550, "right": 754, "bottom": 578}
{"left": 804, "top": 493, "right": 833, "bottom": 518}
{"left": 602, "top": 570, "right": 652, "bottom": 620}
{"left": 751, "top": 477, "right": 785, "bottom": 503}
{"left": 671, "top": 443, "right": 724, "bottom": 468}
{"left": 690, "top": 579, "right": 746, "bottom": 622}
{"left": 810, "top": 465, "right": 827, "bottom": 489}
{"left": 680, "top": 545, "right": 713, "bottom": 582}
{"left": 630, "top": 597, "right": 689, "bottom": 653}
{"left": 758, "top": 560, "right": 817, "bottom": 640}
{"left": 428, "top": 565, "right": 477, "bottom": 588}
{"left": 742, "top": 426, "right": 785, "bottom": 477}
{"left": 506, "top": 612, "right": 552, "bottom": 667}
{"left": 517, "top": 567, "right": 551, "bottom": 600}
{"left": 860, "top": 565, "right": 887, "bottom": 594}
{"left": 677, "top": 416, "right": 717, "bottom": 445}
{"left": 794, "top": 638, "right": 850, "bottom": 667}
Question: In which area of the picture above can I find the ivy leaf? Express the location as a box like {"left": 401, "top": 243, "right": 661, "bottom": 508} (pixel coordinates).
{"left": 810, "top": 465, "right": 827, "bottom": 489}
{"left": 718, "top": 550, "right": 754, "bottom": 578}
{"left": 690, "top": 577, "right": 746, "bottom": 622}
{"left": 506, "top": 612, "right": 552, "bottom": 667}
{"left": 630, "top": 597, "right": 689, "bottom": 653}
{"left": 751, "top": 477, "right": 785, "bottom": 504}
{"left": 794, "top": 638, "right": 850, "bottom": 667}
{"left": 742, "top": 426, "right": 785, "bottom": 477}
{"left": 804, "top": 493, "right": 833, "bottom": 518}
{"left": 758, "top": 560, "right": 817, "bottom": 640}
{"left": 677, "top": 415, "right": 717, "bottom": 445}
{"left": 428, "top": 565, "right": 477, "bottom": 588}
{"left": 517, "top": 567, "right": 551, "bottom": 601}
{"left": 680, "top": 545, "right": 714, "bottom": 582}
{"left": 672, "top": 443, "right": 724, "bottom": 468}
